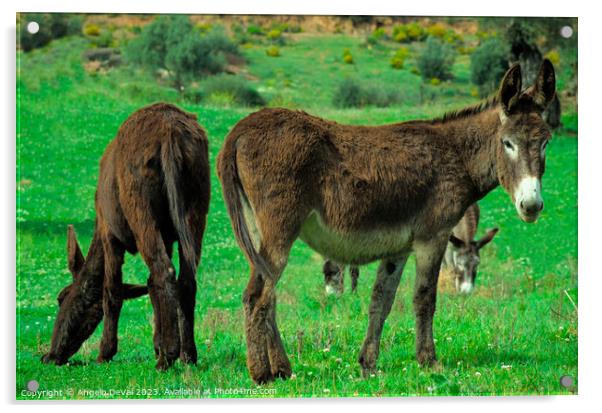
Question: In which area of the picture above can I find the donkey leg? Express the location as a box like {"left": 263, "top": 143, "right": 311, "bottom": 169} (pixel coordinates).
{"left": 359, "top": 256, "right": 408, "bottom": 374}
{"left": 151, "top": 242, "right": 173, "bottom": 359}
{"left": 265, "top": 284, "right": 291, "bottom": 379}
{"left": 243, "top": 267, "right": 272, "bottom": 383}
{"left": 176, "top": 214, "right": 205, "bottom": 364}
{"left": 350, "top": 266, "right": 360, "bottom": 293}
{"left": 138, "top": 235, "right": 180, "bottom": 371}
{"left": 244, "top": 239, "right": 292, "bottom": 383}
{"left": 413, "top": 236, "right": 448, "bottom": 367}
{"left": 98, "top": 234, "right": 125, "bottom": 363}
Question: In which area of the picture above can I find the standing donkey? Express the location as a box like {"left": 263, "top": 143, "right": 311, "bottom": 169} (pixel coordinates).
{"left": 323, "top": 203, "right": 498, "bottom": 295}
{"left": 218, "top": 60, "right": 555, "bottom": 383}
{"left": 443, "top": 203, "right": 498, "bottom": 294}
{"left": 42, "top": 103, "right": 210, "bottom": 370}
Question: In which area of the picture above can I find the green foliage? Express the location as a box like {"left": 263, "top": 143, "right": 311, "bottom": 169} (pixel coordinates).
{"left": 471, "top": 38, "right": 509, "bottom": 96}
{"left": 342, "top": 48, "right": 354, "bottom": 64}
{"left": 266, "top": 45, "right": 280, "bottom": 57}
{"left": 417, "top": 37, "right": 457, "bottom": 81}
{"left": 18, "top": 13, "right": 83, "bottom": 52}
{"left": 267, "top": 29, "right": 282, "bottom": 41}
{"left": 390, "top": 47, "right": 410, "bottom": 69}
{"left": 332, "top": 78, "right": 402, "bottom": 108}
{"left": 426, "top": 23, "right": 447, "bottom": 38}
{"left": 125, "top": 16, "right": 241, "bottom": 86}
{"left": 83, "top": 23, "right": 101, "bottom": 36}
{"left": 247, "top": 24, "right": 264, "bottom": 36}
{"left": 393, "top": 22, "right": 427, "bottom": 43}
{"left": 366, "top": 27, "right": 388, "bottom": 45}
{"left": 201, "top": 74, "right": 265, "bottom": 106}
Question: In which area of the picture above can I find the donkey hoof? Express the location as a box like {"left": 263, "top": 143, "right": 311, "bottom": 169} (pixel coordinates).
{"left": 416, "top": 351, "right": 437, "bottom": 368}
{"left": 180, "top": 351, "right": 198, "bottom": 365}
{"left": 358, "top": 348, "right": 378, "bottom": 375}
{"left": 96, "top": 355, "right": 114, "bottom": 364}
{"left": 250, "top": 370, "right": 275, "bottom": 384}
{"left": 272, "top": 364, "right": 292, "bottom": 380}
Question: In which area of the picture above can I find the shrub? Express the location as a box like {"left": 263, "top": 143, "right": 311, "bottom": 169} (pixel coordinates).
{"left": 342, "top": 48, "right": 354, "bottom": 64}
{"left": 427, "top": 23, "right": 447, "bottom": 38}
{"left": 332, "top": 78, "right": 402, "bottom": 108}
{"left": 83, "top": 24, "right": 101, "bottom": 36}
{"left": 196, "top": 23, "right": 212, "bottom": 34}
{"left": 267, "top": 29, "right": 282, "bottom": 40}
{"left": 406, "top": 22, "right": 427, "bottom": 41}
{"left": 266, "top": 46, "right": 280, "bottom": 57}
{"left": 247, "top": 24, "right": 264, "bottom": 36}
{"left": 392, "top": 22, "right": 426, "bottom": 43}
{"left": 201, "top": 74, "right": 265, "bottom": 106}
{"left": 333, "top": 78, "right": 363, "bottom": 107}
{"left": 430, "top": 77, "right": 441, "bottom": 86}
{"left": 416, "top": 37, "right": 456, "bottom": 81}
{"left": 470, "top": 38, "right": 509, "bottom": 96}
{"left": 390, "top": 47, "right": 409, "bottom": 69}
{"left": 19, "top": 13, "right": 83, "bottom": 52}
{"left": 366, "top": 27, "right": 389, "bottom": 46}
{"left": 266, "top": 29, "right": 285, "bottom": 45}
{"left": 126, "top": 16, "right": 242, "bottom": 87}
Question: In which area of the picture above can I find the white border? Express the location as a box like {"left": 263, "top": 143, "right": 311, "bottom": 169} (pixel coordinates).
{"left": 3, "top": 1, "right": 598, "bottom": 411}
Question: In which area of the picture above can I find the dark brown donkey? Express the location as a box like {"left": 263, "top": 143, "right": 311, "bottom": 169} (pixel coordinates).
{"left": 218, "top": 60, "right": 555, "bottom": 383}
{"left": 443, "top": 203, "right": 498, "bottom": 294}
{"left": 41, "top": 103, "right": 210, "bottom": 370}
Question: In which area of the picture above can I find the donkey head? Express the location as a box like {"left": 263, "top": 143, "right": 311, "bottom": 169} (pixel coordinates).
{"left": 41, "top": 226, "right": 147, "bottom": 365}
{"left": 41, "top": 226, "right": 104, "bottom": 365}
{"left": 496, "top": 59, "right": 556, "bottom": 223}
{"left": 448, "top": 228, "right": 498, "bottom": 294}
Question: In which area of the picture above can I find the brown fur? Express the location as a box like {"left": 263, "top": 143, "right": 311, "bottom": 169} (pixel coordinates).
{"left": 218, "top": 60, "right": 555, "bottom": 383}
{"left": 326, "top": 204, "right": 496, "bottom": 295}
{"left": 42, "top": 103, "right": 210, "bottom": 370}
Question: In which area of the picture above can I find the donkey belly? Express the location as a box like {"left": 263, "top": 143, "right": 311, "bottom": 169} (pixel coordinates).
{"left": 299, "top": 211, "right": 412, "bottom": 265}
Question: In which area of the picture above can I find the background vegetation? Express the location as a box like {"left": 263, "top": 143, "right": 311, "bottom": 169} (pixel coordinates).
{"left": 16, "top": 14, "right": 577, "bottom": 399}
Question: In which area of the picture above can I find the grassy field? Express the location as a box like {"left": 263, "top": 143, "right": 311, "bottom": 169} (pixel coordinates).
{"left": 16, "top": 33, "right": 578, "bottom": 399}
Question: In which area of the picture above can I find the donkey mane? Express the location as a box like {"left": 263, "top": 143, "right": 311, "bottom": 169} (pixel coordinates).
{"left": 429, "top": 95, "right": 500, "bottom": 124}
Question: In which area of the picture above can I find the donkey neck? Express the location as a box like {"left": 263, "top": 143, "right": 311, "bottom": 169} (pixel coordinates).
{"left": 435, "top": 106, "right": 501, "bottom": 199}
{"left": 79, "top": 229, "right": 105, "bottom": 288}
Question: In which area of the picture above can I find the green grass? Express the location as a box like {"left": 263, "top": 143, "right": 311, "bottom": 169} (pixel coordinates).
{"left": 16, "top": 34, "right": 577, "bottom": 399}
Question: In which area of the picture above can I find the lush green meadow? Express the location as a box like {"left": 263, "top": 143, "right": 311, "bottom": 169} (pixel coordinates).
{"left": 16, "top": 32, "right": 577, "bottom": 399}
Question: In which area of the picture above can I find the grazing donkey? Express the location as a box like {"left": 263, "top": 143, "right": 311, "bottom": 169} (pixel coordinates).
{"left": 41, "top": 103, "right": 210, "bottom": 370}
{"left": 324, "top": 203, "right": 498, "bottom": 295}
{"left": 322, "top": 260, "right": 359, "bottom": 295}
{"left": 218, "top": 60, "right": 555, "bottom": 383}
{"left": 443, "top": 203, "right": 498, "bottom": 294}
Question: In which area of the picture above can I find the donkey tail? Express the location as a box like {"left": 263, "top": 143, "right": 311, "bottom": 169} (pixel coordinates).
{"left": 161, "top": 136, "right": 196, "bottom": 272}
{"left": 217, "top": 134, "right": 272, "bottom": 278}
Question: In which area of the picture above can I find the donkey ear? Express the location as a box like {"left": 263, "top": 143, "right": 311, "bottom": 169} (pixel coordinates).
{"left": 476, "top": 227, "right": 499, "bottom": 249}
{"left": 499, "top": 63, "right": 522, "bottom": 114}
{"left": 67, "top": 225, "right": 85, "bottom": 277}
{"left": 531, "top": 58, "right": 556, "bottom": 110}
{"left": 449, "top": 234, "right": 466, "bottom": 249}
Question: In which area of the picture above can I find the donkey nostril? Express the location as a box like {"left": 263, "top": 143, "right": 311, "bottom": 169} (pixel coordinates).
{"left": 520, "top": 201, "right": 524, "bottom": 210}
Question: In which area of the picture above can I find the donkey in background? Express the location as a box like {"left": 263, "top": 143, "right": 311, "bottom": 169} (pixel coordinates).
{"left": 323, "top": 203, "right": 498, "bottom": 295}
{"left": 444, "top": 203, "right": 498, "bottom": 294}
{"left": 42, "top": 103, "right": 210, "bottom": 370}
{"left": 218, "top": 59, "right": 555, "bottom": 383}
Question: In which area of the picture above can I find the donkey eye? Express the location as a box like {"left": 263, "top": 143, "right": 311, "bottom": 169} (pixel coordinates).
{"left": 503, "top": 139, "right": 514, "bottom": 150}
